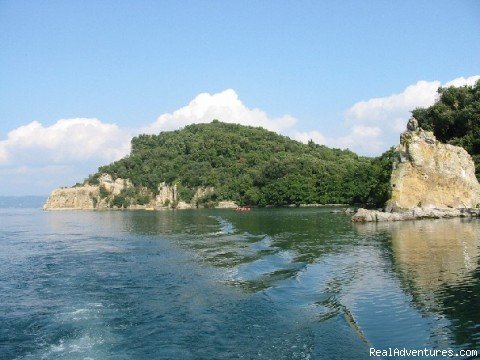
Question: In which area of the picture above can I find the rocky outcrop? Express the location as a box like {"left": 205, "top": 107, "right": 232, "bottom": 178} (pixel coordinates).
{"left": 155, "top": 182, "right": 177, "bottom": 207}
{"left": 98, "top": 174, "right": 133, "bottom": 196}
{"left": 43, "top": 185, "right": 100, "bottom": 210}
{"left": 43, "top": 174, "right": 134, "bottom": 210}
{"left": 353, "top": 118, "right": 480, "bottom": 222}
{"left": 44, "top": 175, "right": 237, "bottom": 210}
{"left": 216, "top": 201, "right": 238, "bottom": 209}
{"left": 352, "top": 207, "right": 480, "bottom": 222}
{"left": 154, "top": 184, "right": 216, "bottom": 209}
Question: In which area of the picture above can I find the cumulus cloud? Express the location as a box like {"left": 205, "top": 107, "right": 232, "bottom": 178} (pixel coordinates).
{"left": 2, "top": 77, "right": 479, "bottom": 194}
{"left": 299, "top": 75, "right": 480, "bottom": 155}
{"left": 291, "top": 130, "right": 327, "bottom": 145}
{"left": 1, "top": 90, "right": 297, "bottom": 170}
{"left": 444, "top": 76, "right": 480, "bottom": 87}
{"left": 0, "top": 90, "right": 298, "bottom": 195}
{"left": 0, "top": 118, "right": 131, "bottom": 166}
{"left": 143, "top": 89, "right": 297, "bottom": 134}
{"left": 345, "top": 80, "right": 439, "bottom": 127}
{"left": 292, "top": 125, "right": 384, "bottom": 153}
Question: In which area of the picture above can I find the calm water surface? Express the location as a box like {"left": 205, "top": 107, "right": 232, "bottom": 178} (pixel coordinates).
{"left": 1, "top": 208, "right": 480, "bottom": 359}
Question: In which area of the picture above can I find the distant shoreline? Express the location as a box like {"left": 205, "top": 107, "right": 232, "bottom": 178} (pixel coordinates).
{"left": 42, "top": 203, "right": 352, "bottom": 211}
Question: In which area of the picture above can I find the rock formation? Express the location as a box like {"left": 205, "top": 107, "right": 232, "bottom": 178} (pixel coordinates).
{"left": 44, "top": 174, "right": 136, "bottom": 210}
{"left": 44, "top": 174, "right": 237, "bottom": 210}
{"left": 43, "top": 185, "right": 102, "bottom": 210}
{"left": 353, "top": 118, "right": 480, "bottom": 222}
{"left": 155, "top": 182, "right": 178, "bottom": 207}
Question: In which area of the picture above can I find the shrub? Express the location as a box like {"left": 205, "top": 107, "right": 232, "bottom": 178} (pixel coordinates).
{"left": 99, "top": 185, "right": 109, "bottom": 199}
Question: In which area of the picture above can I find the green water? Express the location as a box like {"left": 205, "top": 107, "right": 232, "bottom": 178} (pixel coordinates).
{"left": 1, "top": 208, "right": 479, "bottom": 359}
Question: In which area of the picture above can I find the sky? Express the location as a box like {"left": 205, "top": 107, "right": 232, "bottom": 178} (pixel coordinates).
{"left": 1, "top": 1, "right": 479, "bottom": 195}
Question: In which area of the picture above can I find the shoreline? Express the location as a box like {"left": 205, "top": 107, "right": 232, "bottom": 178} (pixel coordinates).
{"left": 352, "top": 207, "right": 480, "bottom": 223}
{"left": 43, "top": 203, "right": 352, "bottom": 211}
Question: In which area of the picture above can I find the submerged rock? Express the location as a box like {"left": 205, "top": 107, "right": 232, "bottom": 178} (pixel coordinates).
{"left": 353, "top": 118, "right": 480, "bottom": 222}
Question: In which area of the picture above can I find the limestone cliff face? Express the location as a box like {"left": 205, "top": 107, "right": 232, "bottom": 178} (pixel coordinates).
{"left": 155, "top": 182, "right": 177, "bottom": 207}
{"left": 43, "top": 185, "right": 100, "bottom": 210}
{"left": 353, "top": 118, "right": 480, "bottom": 222}
{"left": 44, "top": 175, "right": 236, "bottom": 210}
{"left": 386, "top": 123, "right": 480, "bottom": 211}
{"left": 154, "top": 183, "right": 215, "bottom": 209}
{"left": 43, "top": 174, "right": 134, "bottom": 210}
{"left": 98, "top": 174, "right": 133, "bottom": 196}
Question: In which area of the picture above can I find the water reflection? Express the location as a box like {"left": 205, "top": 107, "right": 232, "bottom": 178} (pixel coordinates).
{"left": 398, "top": 221, "right": 478, "bottom": 292}
{"left": 40, "top": 209, "right": 480, "bottom": 353}
{"left": 379, "top": 219, "right": 478, "bottom": 291}
{"left": 122, "top": 209, "right": 354, "bottom": 291}
{"left": 356, "top": 218, "right": 480, "bottom": 348}
{"left": 28, "top": 208, "right": 373, "bottom": 358}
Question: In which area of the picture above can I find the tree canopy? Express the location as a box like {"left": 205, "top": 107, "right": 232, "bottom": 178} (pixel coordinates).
{"left": 413, "top": 80, "right": 480, "bottom": 179}
{"left": 86, "top": 120, "right": 392, "bottom": 207}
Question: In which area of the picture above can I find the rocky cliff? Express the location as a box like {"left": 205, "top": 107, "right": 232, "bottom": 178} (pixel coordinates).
{"left": 44, "top": 174, "right": 136, "bottom": 210}
{"left": 44, "top": 174, "right": 237, "bottom": 210}
{"left": 43, "top": 185, "right": 102, "bottom": 210}
{"left": 353, "top": 118, "right": 480, "bottom": 222}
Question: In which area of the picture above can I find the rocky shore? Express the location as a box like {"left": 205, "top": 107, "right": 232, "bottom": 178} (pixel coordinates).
{"left": 43, "top": 174, "right": 238, "bottom": 210}
{"left": 352, "top": 118, "right": 480, "bottom": 222}
{"left": 352, "top": 207, "right": 480, "bottom": 222}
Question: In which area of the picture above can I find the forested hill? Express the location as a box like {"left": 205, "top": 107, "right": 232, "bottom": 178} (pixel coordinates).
{"left": 85, "top": 121, "right": 393, "bottom": 207}
{"left": 413, "top": 80, "right": 480, "bottom": 180}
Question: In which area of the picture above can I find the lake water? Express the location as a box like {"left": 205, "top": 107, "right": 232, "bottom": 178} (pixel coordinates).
{"left": 1, "top": 208, "right": 480, "bottom": 359}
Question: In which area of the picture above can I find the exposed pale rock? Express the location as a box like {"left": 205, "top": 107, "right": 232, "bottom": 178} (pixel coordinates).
{"left": 386, "top": 126, "right": 480, "bottom": 211}
{"left": 155, "top": 182, "right": 177, "bottom": 207}
{"left": 352, "top": 207, "right": 480, "bottom": 222}
{"left": 43, "top": 185, "right": 99, "bottom": 210}
{"left": 44, "top": 174, "right": 134, "bottom": 210}
{"left": 99, "top": 174, "right": 132, "bottom": 196}
{"left": 154, "top": 184, "right": 216, "bottom": 209}
{"left": 45, "top": 175, "right": 237, "bottom": 211}
{"left": 216, "top": 201, "right": 238, "bottom": 209}
{"left": 353, "top": 118, "right": 480, "bottom": 222}
{"left": 175, "top": 201, "right": 193, "bottom": 210}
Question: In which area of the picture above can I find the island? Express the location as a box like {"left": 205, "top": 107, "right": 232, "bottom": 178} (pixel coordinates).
{"left": 44, "top": 121, "right": 391, "bottom": 210}
{"left": 45, "top": 81, "right": 480, "bottom": 216}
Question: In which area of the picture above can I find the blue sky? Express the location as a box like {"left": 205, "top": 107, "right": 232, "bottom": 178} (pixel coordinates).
{"left": 0, "top": 1, "right": 479, "bottom": 195}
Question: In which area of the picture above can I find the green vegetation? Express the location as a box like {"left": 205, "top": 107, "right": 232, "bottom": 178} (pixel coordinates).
{"left": 109, "top": 187, "right": 152, "bottom": 208}
{"left": 413, "top": 80, "right": 480, "bottom": 180}
{"left": 87, "top": 120, "right": 393, "bottom": 207}
{"left": 99, "top": 185, "right": 109, "bottom": 199}
{"left": 83, "top": 82, "right": 480, "bottom": 209}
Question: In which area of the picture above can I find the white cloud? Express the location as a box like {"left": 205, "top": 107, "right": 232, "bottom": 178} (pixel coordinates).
{"left": 0, "top": 118, "right": 131, "bottom": 166}
{"left": 326, "top": 75, "right": 480, "bottom": 155}
{"left": 143, "top": 89, "right": 297, "bottom": 134}
{"left": 444, "top": 75, "right": 480, "bottom": 87}
{"left": 292, "top": 125, "right": 384, "bottom": 153}
{"left": 0, "top": 90, "right": 298, "bottom": 195}
{"left": 0, "top": 164, "right": 98, "bottom": 195}
{"left": 291, "top": 130, "right": 327, "bottom": 145}
{"left": 345, "top": 80, "right": 443, "bottom": 125}
{"left": 2, "top": 77, "right": 479, "bottom": 194}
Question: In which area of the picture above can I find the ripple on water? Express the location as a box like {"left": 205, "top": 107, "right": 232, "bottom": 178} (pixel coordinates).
{"left": 2, "top": 209, "right": 480, "bottom": 359}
